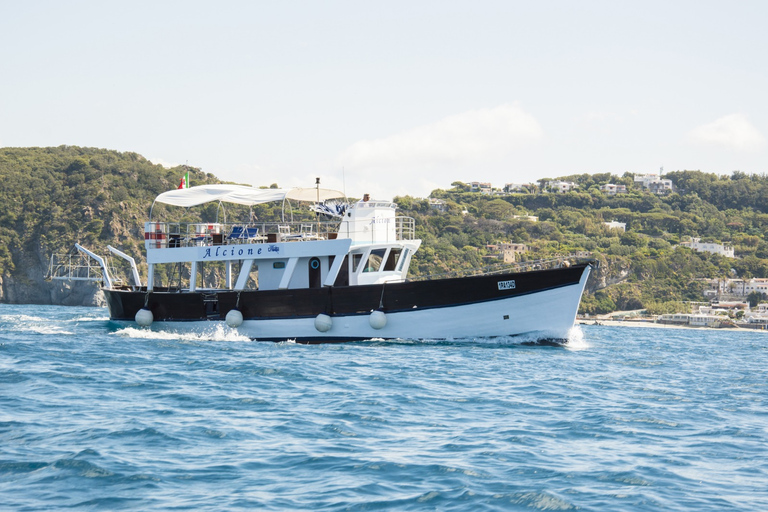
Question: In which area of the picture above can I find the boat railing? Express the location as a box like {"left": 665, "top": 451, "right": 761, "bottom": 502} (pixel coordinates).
{"left": 335, "top": 215, "right": 417, "bottom": 243}
{"left": 395, "top": 216, "right": 416, "bottom": 240}
{"left": 144, "top": 221, "right": 343, "bottom": 249}
{"left": 406, "top": 254, "right": 593, "bottom": 282}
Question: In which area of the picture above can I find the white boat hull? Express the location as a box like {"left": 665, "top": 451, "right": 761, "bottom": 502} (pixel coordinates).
{"left": 111, "top": 264, "right": 591, "bottom": 343}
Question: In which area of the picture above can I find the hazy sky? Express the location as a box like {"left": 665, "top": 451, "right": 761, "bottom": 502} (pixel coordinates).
{"left": 2, "top": 1, "right": 766, "bottom": 199}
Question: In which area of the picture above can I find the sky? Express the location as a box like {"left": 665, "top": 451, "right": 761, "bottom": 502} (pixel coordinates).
{"left": 1, "top": 1, "right": 767, "bottom": 200}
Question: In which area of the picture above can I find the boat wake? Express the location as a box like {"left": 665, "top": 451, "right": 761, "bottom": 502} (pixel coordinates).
{"left": 111, "top": 324, "right": 251, "bottom": 343}
{"left": 366, "top": 333, "right": 580, "bottom": 348}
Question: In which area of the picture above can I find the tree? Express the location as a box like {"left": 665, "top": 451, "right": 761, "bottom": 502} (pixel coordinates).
{"left": 747, "top": 291, "right": 767, "bottom": 308}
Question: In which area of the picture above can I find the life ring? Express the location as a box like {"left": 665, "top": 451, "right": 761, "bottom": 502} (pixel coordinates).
{"left": 144, "top": 222, "right": 166, "bottom": 248}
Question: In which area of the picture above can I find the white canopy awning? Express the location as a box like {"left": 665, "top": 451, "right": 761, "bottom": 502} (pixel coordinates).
{"left": 153, "top": 184, "right": 345, "bottom": 208}
{"left": 285, "top": 187, "right": 347, "bottom": 202}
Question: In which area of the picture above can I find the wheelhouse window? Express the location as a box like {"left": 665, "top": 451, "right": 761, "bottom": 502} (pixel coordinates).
{"left": 363, "top": 248, "right": 387, "bottom": 272}
{"left": 396, "top": 248, "right": 410, "bottom": 272}
{"left": 383, "top": 248, "right": 402, "bottom": 271}
{"left": 352, "top": 253, "right": 363, "bottom": 273}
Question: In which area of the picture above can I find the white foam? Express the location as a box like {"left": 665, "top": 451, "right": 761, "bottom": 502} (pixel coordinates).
{"left": 0, "top": 314, "right": 49, "bottom": 323}
{"left": 20, "top": 325, "right": 75, "bottom": 335}
{"left": 111, "top": 324, "right": 251, "bottom": 342}
{"left": 565, "top": 325, "right": 590, "bottom": 351}
{"left": 71, "top": 315, "right": 111, "bottom": 322}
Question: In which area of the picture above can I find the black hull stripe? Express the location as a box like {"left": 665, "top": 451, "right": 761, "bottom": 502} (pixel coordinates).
{"left": 110, "top": 281, "right": 579, "bottom": 322}
{"left": 104, "top": 263, "right": 590, "bottom": 322}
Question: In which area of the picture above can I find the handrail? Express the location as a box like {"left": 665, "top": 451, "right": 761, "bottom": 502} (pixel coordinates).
{"left": 144, "top": 218, "right": 417, "bottom": 248}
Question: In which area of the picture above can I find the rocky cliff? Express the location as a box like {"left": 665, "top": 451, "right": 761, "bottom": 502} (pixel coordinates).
{"left": 0, "top": 146, "right": 209, "bottom": 307}
{"left": 0, "top": 241, "right": 105, "bottom": 306}
{"left": 585, "top": 257, "right": 632, "bottom": 294}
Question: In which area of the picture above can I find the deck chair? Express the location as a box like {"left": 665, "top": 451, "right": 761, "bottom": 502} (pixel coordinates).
{"left": 279, "top": 224, "right": 300, "bottom": 241}
{"left": 228, "top": 226, "right": 245, "bottom": 240}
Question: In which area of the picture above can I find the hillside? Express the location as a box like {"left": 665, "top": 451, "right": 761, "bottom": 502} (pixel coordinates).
{"left": 397, "top": 172, "right": 768, "bottom": 315}
{"left": 0, "top": 146, "right": 220, "bottom": 304}
{"left": 1, "top": 146, "right": 767, "bottom": 313}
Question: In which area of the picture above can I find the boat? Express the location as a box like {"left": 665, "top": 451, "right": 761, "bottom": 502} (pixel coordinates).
{"left": 58, "top": 182, "right": 593, "bottom": 343}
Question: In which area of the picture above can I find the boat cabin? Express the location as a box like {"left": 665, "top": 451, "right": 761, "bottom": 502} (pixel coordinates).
{"left": 141, "top": 185, "right": 421, "bottom": 293}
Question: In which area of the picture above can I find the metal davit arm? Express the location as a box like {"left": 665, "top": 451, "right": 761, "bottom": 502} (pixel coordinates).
{"left": 107, "top": 245, "right": 142, "bottom": 288}
{"left": 74, "top": 244, "right": 113, "bottom": 289}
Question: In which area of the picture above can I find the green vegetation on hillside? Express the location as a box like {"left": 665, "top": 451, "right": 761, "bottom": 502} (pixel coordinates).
{"left": 395, "top": 172, "right": 768, "bottom": 315}
{"left": 2, "top": 146, "right": 767, "bottom": 313}
{"left": 0, "top": 147, "right": 220, "bottom": 283}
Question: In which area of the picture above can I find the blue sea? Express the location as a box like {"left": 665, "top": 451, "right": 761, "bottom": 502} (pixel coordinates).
{"left": 1, "top": 304, "right": 767, "bottom": 511}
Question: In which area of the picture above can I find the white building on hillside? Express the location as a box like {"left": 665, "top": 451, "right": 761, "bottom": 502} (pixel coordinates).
{"left": 428, "top": 198, "right": 447, "bottom": 212}
{"left": 504, "top": 183, "right": 530, "bottom": 193}
{"left": 709, "top": 278, "right": 768, "bottom": 297}
{"left": 485, "top": 243, "right": 527, "bottom": 263}
{"left": 727, "top": 279, "right": 746, "bottom": 295}
{"left": 745, "top": 278, "right": 768, "bottom": 296}
{"left": 634, "top": 173, "right": 674, "bottom": 194}
{"left": 604, "top": 221, "right": 626, "bottom": 231}
{"left": 470, "top": 181, "right": 492, "bottom": 194}
{"left": 744, "top": 303, "right": 768, "bottom": 323}
{"left": 547, "top": 180, "right": 577, "bottom": 193}
{"left": 681, "top": 238, "right": 734, "bottom": 258}
{"left": 600, "top": 183, "right": 627, "bottom": 195}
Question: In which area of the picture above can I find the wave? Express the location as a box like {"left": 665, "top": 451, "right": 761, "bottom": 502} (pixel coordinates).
{"left": 0, "top": 313, "right": 50, "bottom": 323}
{"left": 21, "top": 326, "right": 75, "bottom": 335}
{"left": 110, "top": 324, "right": 251, "bottom": 343}
{"left": 70, "top": 315, "right": 111, "bottom": 322}
{"left": 0, "top": 314, "right": 75, "bottom": 336}
{"left": 0, "top": 310, "right": 109, "bottom": 336}
{"left": 8, "top": 304, "right": 768, "bottom": 511}
{"left": 388, "top": 332, "right": 585, "bottom": 348}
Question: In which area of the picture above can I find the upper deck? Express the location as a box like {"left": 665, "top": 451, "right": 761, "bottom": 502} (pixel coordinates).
{"left": 141, "top": 189, "right": 421, "bottom": 291}
{"left": 144, "top": 199, "right": 416, "bottom": 253}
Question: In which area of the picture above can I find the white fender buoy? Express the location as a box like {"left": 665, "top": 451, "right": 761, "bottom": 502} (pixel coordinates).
{"left": 135, "top": 307, "right": 153, "bottom": 327}
{"left": 369, "top": 310, "right": 387, "bottom": 329}
{"left": 225, "top": 309, "right": 243, "bottom": 328}
{"left": 314, "top": 313, "right": 333, "bottom": 332}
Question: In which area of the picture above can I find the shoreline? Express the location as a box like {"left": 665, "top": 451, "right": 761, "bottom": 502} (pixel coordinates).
{"left": 576, "top": 318, "right": 768, "bottom": 333}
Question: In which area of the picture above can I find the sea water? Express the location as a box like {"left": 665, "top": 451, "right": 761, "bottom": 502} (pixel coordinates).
{"left": 1, "top": 304, "right": 766, "bottom": 511}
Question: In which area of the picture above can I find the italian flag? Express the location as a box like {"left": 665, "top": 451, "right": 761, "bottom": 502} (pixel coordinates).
{"left": 178, "top": 171, "right": 190, "bottom": 189}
